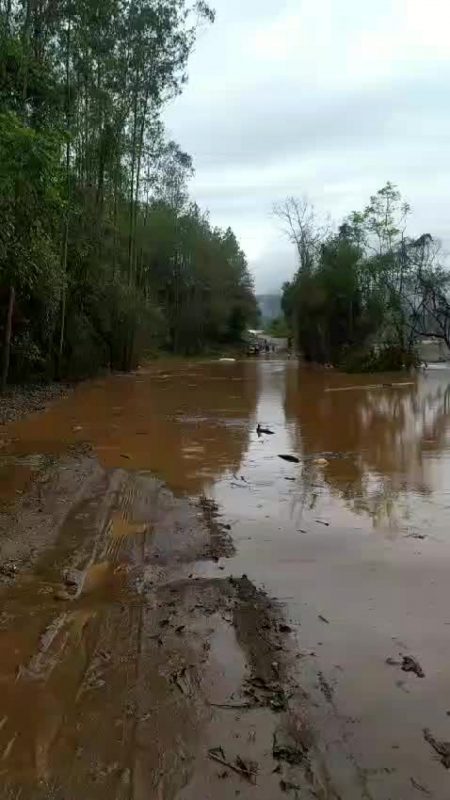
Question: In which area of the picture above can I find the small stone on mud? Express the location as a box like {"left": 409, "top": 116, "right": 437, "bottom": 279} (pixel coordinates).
{"left": 0, "top": 563, "right": 17, "bottom": 578}
{"left": 63, "top": 569, "right": 79, "bottom": 587}
{"left": 279, "top": 623, "right": 292, "bottom": 633}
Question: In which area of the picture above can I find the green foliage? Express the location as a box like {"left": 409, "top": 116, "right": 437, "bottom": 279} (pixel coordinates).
{"left": 266, "top": 316, "right": 289, "bottom": 338}
{"left": 0, "top": 1, "right": 257, "bottom": 386}
{"left": 281, "top": 184, "right": 446, "bottom": 372}
{"left": 339, "top": 345, "right": 420, "bottom": 374}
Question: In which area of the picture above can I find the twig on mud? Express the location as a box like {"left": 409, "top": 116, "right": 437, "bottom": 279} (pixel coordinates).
{"left": 410, "top": 777, "right": 431, "bottom": 795}
{"left": 208, "top": 748, "right": 256, "bottom": 783}
{"left": 209, "top": 702, "right": 252, "bottom": 710}
{"left": 423, "top": 728, "right": 450, "bottom": 768}
{"left": 170, "top": 666, "right": 191, "bottom": 696}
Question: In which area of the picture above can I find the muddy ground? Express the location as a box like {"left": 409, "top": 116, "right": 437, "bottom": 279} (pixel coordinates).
{"left": 2, "top": 360, "right": 450, "bottom": 798}
{"left": 0, "top": 437, "right": 331, "bottom": 799}
{"left": 0, "top": 383, "right": 70, "bottom": 426}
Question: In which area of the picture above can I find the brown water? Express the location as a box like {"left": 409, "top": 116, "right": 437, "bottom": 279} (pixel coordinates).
{"left": 2, "top": 359, "right": 450, "bottom": 798}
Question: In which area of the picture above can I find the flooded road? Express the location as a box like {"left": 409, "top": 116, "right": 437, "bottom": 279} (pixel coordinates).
{"left": 1, "top": 360, "right": 450, "bottom": 797}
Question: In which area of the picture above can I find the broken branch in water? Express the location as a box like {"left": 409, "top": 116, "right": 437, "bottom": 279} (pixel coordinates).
{"left": 325, "top": 382, "right": 414, "bottom": 393}
{"left": 257, "top": 424, "right": 274, "bottom": 435}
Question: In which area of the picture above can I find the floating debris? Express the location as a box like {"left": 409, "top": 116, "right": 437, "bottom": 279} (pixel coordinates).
{"left": 257, "top": 424, "right": 274, "bottom": 436}
{"left": 278, "top": 454, "right": 300, "bottom": 464}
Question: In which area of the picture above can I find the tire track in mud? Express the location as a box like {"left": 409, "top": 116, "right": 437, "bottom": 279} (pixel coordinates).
{"left": 0, "top": 461, "right": 340, "bottom": 799}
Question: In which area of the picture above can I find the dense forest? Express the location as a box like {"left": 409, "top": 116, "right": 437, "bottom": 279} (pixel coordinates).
{"left": 0, "top": 0, "right": 258, "bottom": 389}
{"left": 278, "top": 183, "right": 450, "bottom": 371}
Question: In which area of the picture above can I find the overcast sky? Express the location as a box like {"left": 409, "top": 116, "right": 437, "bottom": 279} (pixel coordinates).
{"left": 164, "top": 0, "right": 450, "bottom": 293}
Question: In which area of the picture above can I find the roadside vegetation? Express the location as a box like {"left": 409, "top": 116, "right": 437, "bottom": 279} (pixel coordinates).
{"left": 264, "top": 316, "right": 289, "bottom": 339}
{"left": 277, "top": 183, "right": 450, "bottom": 371}
{"left": 0, "top": 0, "right": 257, "bottom": 390}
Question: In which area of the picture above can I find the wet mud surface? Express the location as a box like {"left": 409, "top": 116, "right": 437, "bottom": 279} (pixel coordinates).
{"left": 1, "top": 360, "right": 450, "bottom": 797}
{"left": 0, "top": 383, "right": 70, "bottom": 426}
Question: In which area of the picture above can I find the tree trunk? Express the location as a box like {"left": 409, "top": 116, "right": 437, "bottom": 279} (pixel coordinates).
{"left": 57, "top": 13, "right": 71, "bottom": 380}
{"left": 5, "top": 0, "right": 12, "bottom": 33}
{"left": 21, "top": 0, "right": 32, "bottom": 110}
{"left": 56, "top": 271, "right": 66, "bottom": 379}
{"left": 127, "top": 78, "right": 139, "bottom": 284}
{"left": 1, "top": 286, "right": 15, "bottom": 393}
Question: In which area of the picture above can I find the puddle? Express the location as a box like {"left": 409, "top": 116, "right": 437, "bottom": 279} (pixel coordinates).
{"left": 1, "top": 360, "right": 450, "bottom": 796}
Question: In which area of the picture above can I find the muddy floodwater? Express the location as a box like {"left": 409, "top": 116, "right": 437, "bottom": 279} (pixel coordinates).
{"left": 1, "top": 360, "right": 450, "bottom": 798}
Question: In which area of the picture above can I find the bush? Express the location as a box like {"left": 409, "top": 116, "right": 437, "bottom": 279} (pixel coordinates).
{"left": 340, "top": 345, "right": 420, "bottom": 373}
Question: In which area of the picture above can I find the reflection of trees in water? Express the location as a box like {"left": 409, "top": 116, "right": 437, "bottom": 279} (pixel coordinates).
{"left": 284, "top": 369, "right": 450, "bottom": 527}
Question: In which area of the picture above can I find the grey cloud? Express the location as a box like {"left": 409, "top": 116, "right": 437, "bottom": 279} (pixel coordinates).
{"left": 164, "top": 1, "right": 450, "bottom": 291}
{"left": 169, "top": 73, "right": 450, "bottom": 170}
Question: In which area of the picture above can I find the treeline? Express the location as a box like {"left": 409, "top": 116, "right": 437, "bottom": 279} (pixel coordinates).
{"left": 0, "top": 0, "right": 257, "bottom": 388}
{"left": 278, "top": 183, "right": 449, "bottom": 371}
